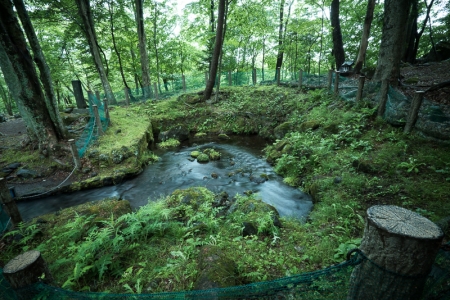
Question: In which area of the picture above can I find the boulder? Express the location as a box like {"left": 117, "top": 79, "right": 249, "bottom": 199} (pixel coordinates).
{"left": 274, "top": 122, "right": 292, "bottom": 139}
{"left": 17, "top": 168, "right": 38, "bottom": 179}
{"left": 194, "top": 246, "right": 238, "bottom": 290}
{"left": 158, "top": 125, "right": 189, "bottom": 142}
{"left": 0, "top": 114, "right": 5, "bottom": 123}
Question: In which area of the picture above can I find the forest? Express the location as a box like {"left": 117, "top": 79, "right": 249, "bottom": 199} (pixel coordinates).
{"left": 1, "top": 0, "right": 450, "bottom": 298}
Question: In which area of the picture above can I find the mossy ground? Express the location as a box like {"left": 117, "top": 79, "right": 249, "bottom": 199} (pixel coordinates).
{"left": 2, "top": 85, "right": 450, "bottom": 295}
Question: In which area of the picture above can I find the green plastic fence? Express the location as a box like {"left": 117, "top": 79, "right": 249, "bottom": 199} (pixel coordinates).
{"left": 1, "top": 246, "right": 449, "bottom": 299}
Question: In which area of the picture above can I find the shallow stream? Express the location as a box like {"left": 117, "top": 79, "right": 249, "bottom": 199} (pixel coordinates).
{"left": 17, "top": 136, "right": 312, "bottom": 220}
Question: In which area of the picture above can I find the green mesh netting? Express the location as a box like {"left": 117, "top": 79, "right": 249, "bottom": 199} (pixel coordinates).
{"left": 75, "top": 92, "right": 110, "bottom": 158}
{"left": 1, "top": 247, "right": 449, "bottom": 300}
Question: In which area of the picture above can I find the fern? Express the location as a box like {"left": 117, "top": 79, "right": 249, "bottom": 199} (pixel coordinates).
{"left": 95, "top": 254, "right": 113, "bottom": 280}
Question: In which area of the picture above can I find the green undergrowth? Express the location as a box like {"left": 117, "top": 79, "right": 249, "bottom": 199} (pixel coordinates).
{"left": 2, "top": 188, "right": 325, "bottom": 294}
{"left": 85, "top": 105, "right": 157, "bottom": 178}
{"left": 2, "top": 86, "right": 450, "bottom": 295}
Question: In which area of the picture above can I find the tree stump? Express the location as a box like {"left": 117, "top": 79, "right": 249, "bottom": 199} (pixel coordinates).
{"left": 3, "top": 250, "right": 53, "bottom": 294}
{"left": 348, "top": 205, "right": 443, "bottom": 300}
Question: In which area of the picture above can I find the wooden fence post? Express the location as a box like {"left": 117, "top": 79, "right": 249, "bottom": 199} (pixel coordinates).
{"left": 92, "top": 105, "right": 103, "bottom": 136}
{"left": 124, "top": 87, "right": 130, "bottom": 106}
{"left": 348, "top": 205, "right": 443, "bottom": 300}
{"left": 299, "top": 69, "right": 303, "bottom": 89}
{"left": 327, "top": 69, "right": 333, "bottom": 92}
{"left": 153, "top": 83, "right": 158, "bottom": 100}
{"left": 87, "top": 90, "right": 94, "bottom": 107}
{"left": 377, "top": 79, "right": 389, "bottom": 117}
{"left": 182, "top": 75, "right": 186, "bottom": 92}
{"left": 95, "top": 90, "right": 101, "bottom": 103}
{"left": 71, "top": 80, "right": 86, "bottom": 109}
{"left": 68, "top": 139, "right": 81, "bottom": 169}
{"left": 356, "top": 76, "right": 366, "bottom": 101}
{"left": 276, "top": 68, "right": 281, "bottom": 86}
{"left": 3, "top": 250, "right": 54, "bottom": 299}
{"left": 404, "top": 91, "right": 425, "bottom": 134}
{"left": 0, "top": 177, "right": 22, "bottom": 226}
{"left": 228, "top": 71, "right": 232, "bottom": 86}
{"left": 334, "top": 71, "right": 340, "bottom": 96}
{"left": 103, "top": 99, "right": 110, "bottom": 121}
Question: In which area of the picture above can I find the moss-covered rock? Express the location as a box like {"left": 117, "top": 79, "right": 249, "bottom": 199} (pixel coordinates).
{"left": 274, "top": 122, "right": 292, "bottom": 139}
{"left": 218, "top": 133, "right": 230, "bottom": 140}
{"left": 203, "top": 148, "right": 221, "bottom": 160}
{"left": 299, "top": 120, "right": 320, "bottom": 132}
{"left": 194, "top": 245, "right": 238, "bottom": 290}
{"left": 190, "top": 150, "right": 201, "bottom": 158}
{"left": 197, "top": 153, "right": 210, "bottom": 163}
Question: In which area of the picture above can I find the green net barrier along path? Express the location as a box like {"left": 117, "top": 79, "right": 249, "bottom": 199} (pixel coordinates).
{"left": 75, "top": 92, "right": 110, "bottom": 158}
{"left": 1, "top": 246, "right": 449, "bottom": 300}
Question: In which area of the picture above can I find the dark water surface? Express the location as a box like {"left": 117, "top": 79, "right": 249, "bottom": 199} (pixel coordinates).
{"left": 17, "top": 137, "right": 312, "bottom": 220}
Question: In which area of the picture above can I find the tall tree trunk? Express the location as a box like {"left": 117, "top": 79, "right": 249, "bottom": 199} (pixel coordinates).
{"left": 373, "top": 0, "right": 412, "bottom": 84}
{"left": 75, "top": 0, "right": 116, "bottom": 104}
{"left": 207, "top": 0, "right": 215, "bottom": 72}
{"left": 331, "top": 0, "right": 345, "bottom": 69}
{"left": 135, "top": 0, "right": 152, "bottom": 99}
{"left": 275, "top": 0, "right": 285, "bottom": 80}
{"left": 13, "top": 0, "right": 67, "bottom": 140}
{"left": 355, "top": 0, "right": 376, "bottom": 74}
{"left": 214, "top": 0, "right": 229, "bottom": 103}
{"left": 403, "top": 0, "right": 418, "bottom": 63}
{"left": 410, "top": 0, "right": 435, "bottom": 63}
{"left": 107, "top": 0, "right": 129, "bottom": 89}
{"left": 262, "top": 36, "right": 265, "bottom": 81}
{"left": 153, "top": 2, "right": 162, "bottom": 94}
{"left": 0, "top": 0, "right": 60, "bottom": 148}
{"left": 204, "top": 0, "right": 226, "bottom": 100}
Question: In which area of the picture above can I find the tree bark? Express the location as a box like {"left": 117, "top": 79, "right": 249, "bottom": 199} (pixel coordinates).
{"left": 354, "top": 0, "right": 376, "bottom": 74}
{"left": 274, "top": 0, "right": 285, "bottom": 80}
{"left": 135, "top": 0, "right": 152, "bottom": 99}
{"left": 75, "top": 0, "right": 116, "bottom": 104}
{"left": 13, "top": 0, "right": 67, "bottom": 140}
{"left": 203, "top": 0, "right": 226, "bottom": 101}
{"left": 0, "top": 0, "right": 61, "bottom": 147}
{"left": 331, "top": 0, "right": 345, "bottom": 69}
{"left": 373, "top": 0, "right": 412, "bottom": 84}
{"left": 107, "top": 0, "right": 128, "bottom": 90}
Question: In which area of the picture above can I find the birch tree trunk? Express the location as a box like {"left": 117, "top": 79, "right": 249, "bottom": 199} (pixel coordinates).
{"left": 75, "top": 0, "right": 117, "bottom": 104}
